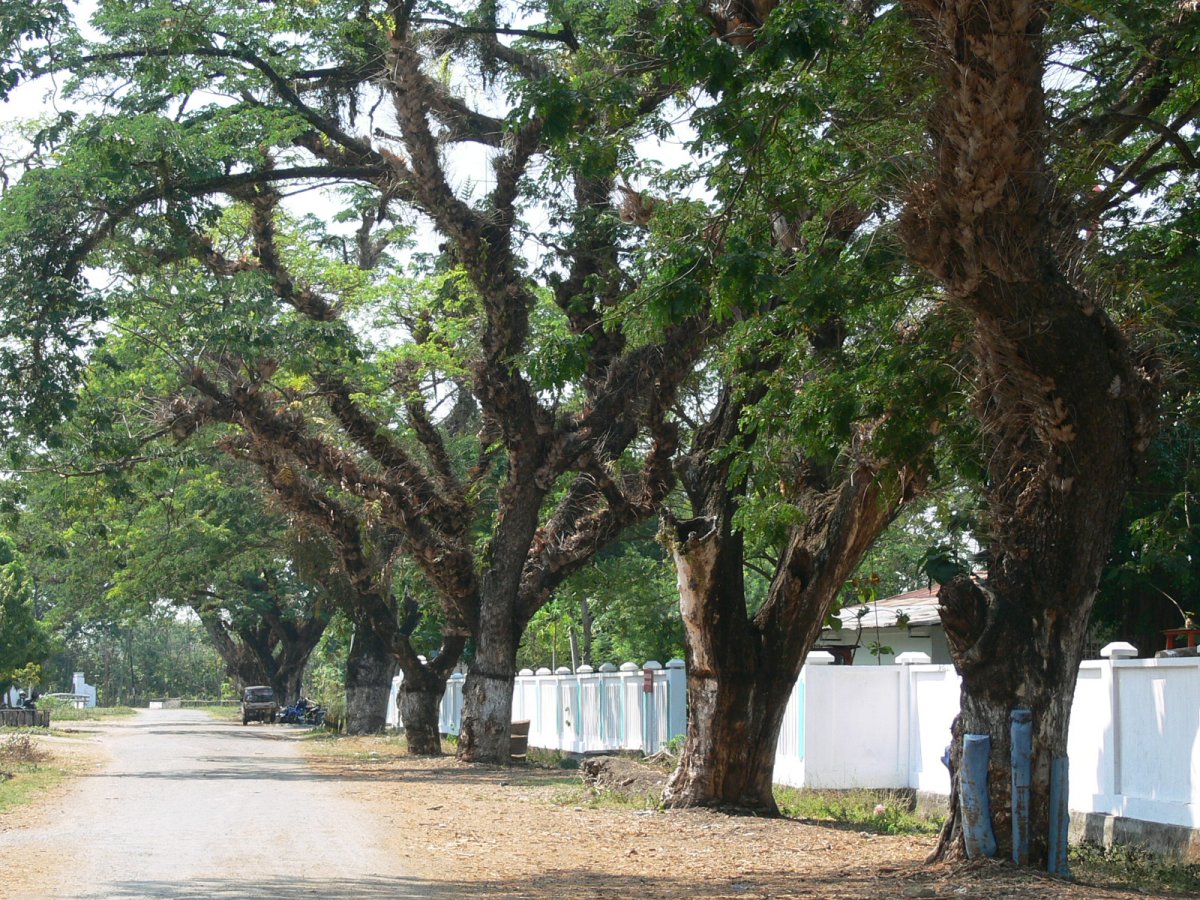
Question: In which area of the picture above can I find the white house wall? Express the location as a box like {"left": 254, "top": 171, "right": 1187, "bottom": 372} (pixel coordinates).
{"left": 818, "top": 626, "right": 953, "bottom": 666}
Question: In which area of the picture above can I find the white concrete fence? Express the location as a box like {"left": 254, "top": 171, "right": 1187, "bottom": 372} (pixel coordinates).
{"left": 386, "top": 649, "right": 1200, "bottom": 831}
{"left": 386, "top": 660, "right": 688, "bottom": 755}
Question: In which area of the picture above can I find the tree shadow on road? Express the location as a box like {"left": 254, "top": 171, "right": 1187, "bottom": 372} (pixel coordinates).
{"left": 79, "top": 863, "right": 1123, "bottom": 900}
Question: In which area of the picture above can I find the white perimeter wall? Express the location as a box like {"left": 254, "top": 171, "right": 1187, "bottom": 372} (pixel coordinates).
{"left": 388, "top": 654, "right": 1200, "bottom": 830}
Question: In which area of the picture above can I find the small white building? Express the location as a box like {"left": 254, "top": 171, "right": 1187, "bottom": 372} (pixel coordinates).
{"left": 71, "top": 672, "right": 97, "bottom": 707}
{"left": 816, "top": 585, "right": 953, "bottom": 665}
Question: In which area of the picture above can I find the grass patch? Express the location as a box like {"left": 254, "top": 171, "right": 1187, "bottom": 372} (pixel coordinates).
{"left": 526, "top": 747, "right": 582, "bottom": 770}
{"left": 1071, "top": 842, "right": 1200, "bottom": 896}
{"left": 774, "top": 787, "right": 943, "bottom": 836}
{"left": 0, "top": 734, "right": 65, "bottom": 814}
{"left": 551, "top": 782, "right": 661, "bottom": 810}
{"left": 36, "top": 701, "right": 138, "bottom": 722}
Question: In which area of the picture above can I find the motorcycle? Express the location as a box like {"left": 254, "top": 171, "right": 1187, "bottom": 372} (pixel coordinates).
{"left": 278, "top": 697, "right": 325, "bottom": 726}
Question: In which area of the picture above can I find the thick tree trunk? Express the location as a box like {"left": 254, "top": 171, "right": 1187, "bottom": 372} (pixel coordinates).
{"left": 275, "top": 663, "right": 306, "bottom": 708}
{"left": 662, "top": 517, "right": 779, "bottom": 812}
{"left": 344, "top": 623, "right": 396, "bottom": 735}
{"left": 457, "top": 605, "right": 517, "bottom": 762}
{"left": 899, "top": 0, "right": 1156, "bottom": 869}
{"left": 397, "top": 671, "right": 445, "bottom": 755}
{"left": 457, "top": 480, "right": 544, "bottom": 764}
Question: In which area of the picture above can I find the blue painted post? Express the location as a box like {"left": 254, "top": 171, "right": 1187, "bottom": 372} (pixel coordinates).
{"left": 1010, "top": 708, "right": 1033, "bottom": 866}
{"left": 960, "top": 734, "right": 998, "bottom": 859}
{"left": 1048, "top": 755, "right": 1070, "bottom": 875}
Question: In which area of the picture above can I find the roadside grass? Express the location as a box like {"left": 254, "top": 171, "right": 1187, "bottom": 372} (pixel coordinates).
{"left": 33, "top": 698, "right": 138, "bottom": 722}
{"left": 547, "top": 773, "right": 946, "bottom": 830}
{"left": 1070, "top": 842, "right": 1200, "bottom": 896}
{"left": 0, "top": 733, "right": 65, "bottom": 814}
{"left": 552, "top": 781, "right": 661, "bottom": 810}
{"left": 42, "top": 706, "right": 138, "bottom": 721}
{"left": 773, "top": 787, "right": 944, "bottom": 836}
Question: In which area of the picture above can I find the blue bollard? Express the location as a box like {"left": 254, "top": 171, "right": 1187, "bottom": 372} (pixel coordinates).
{"left": 1010, "top": 708, "right": 1032, "bottom": 865}
{"left": 1048, "top": 756, "right": 1070, "bottom": 875}
{"left": 960, "top": 733, "right": 998, "bottom": 858}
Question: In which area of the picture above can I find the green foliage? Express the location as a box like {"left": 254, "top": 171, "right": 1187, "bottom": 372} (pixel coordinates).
{"left": 519, "top": 531, "right": 682, "bottom": 670}
{"left": 0, "top": 536, "right": 51, "bottom": 697}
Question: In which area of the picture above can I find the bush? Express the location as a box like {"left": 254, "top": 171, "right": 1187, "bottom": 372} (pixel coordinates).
{"left": 0, "top": 733, "right": 48, "bottom": 765}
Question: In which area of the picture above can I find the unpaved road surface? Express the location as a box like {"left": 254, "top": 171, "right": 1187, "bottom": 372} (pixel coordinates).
{"left": 1, "top": 709, "right": 432, "bottom": 898}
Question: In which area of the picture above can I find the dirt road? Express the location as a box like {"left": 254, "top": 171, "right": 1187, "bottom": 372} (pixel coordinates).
{"left": 1, "top": 709, "right": 432, "bottom": 899}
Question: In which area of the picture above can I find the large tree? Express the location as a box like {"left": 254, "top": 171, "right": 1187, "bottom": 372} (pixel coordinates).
{"left": 642, "top": 1, "right": 963, "bottom": 811}
{"left": 893, "top": 0, "right": 1195, "bottom": 867}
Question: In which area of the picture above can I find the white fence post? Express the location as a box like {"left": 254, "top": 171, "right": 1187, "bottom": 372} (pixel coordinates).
{"left": 619, "top": 662, "right": 641, "bottom": 750}
{"left": 897, "top": 651, "right": 930, "bottom": 789}
{"left": 1101, "top": 641, "right": 1136, "bottom": 804}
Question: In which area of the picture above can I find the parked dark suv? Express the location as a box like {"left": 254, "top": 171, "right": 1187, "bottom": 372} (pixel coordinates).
{"left": 241, "top": 686, "right": 278, "bottom": 725}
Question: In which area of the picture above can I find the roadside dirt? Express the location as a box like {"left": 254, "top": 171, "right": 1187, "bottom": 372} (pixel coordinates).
{"left": 304, "top": 737, "right": 1173, "bottom": 899}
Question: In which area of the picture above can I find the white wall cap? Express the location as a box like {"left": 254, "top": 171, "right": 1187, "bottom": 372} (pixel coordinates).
{"left": 518, "top": 668, "right": 534, "bottom": 676}
{"left": 598, "top": 663, "right": 618, "bottom": 673}
{"left": 619, "top": 662, "right": 640, "bottom": 672}
{"left": 896, "top": 652, "right": 932, "bottom": 665}
{"left": 535, "top": 667, "right": 553, "bottom": 675}
{"left": 807, "top": 651, "right": 836, "bottom": 665}
{"left": 643, "top": 660, "right": 663, "bottom": 670}
{"left": 1100, "top": 641, "right": 1138, "bottom": 659}
{"left": 666, "top": 658, "right": 685, "bottom": 668}
{"left": 576, "top": 665, "right": 595, "bottom": 674}
{"left": 555, "top": 666, "right": 573, "bottom": 675}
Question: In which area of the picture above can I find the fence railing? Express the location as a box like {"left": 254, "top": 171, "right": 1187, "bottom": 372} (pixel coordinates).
{"left": 387, "top": 648, "right": 1200, "bottom": 831}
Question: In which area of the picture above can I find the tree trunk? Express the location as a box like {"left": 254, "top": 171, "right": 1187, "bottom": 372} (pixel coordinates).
{"left": 457, "top": 479, "right": 544, "bottom": 764}
{"left": 397, "top": 672, "right": 445, "bottom": 755}
{"left": 898, "top": 0, "right": 1156, "bottom": 869}
{"left": 457, "top": 626, "right": 517, "bottom": 763}
{"left": 662, "top": 517, "right": 777, "bottom": 811}
{"left": 276, "top": 663, "right": 306, "bottom": 709}
{"left": 198, "top": 612, "right": 269, "bottom": 693}
{"left": 344, "top": 623, "right": 396, "bottom": 735}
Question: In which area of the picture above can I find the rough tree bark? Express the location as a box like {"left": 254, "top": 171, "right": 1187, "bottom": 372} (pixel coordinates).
{"left": 343, "top": 621, "right": 396, "bottom": 735}
{"left": 898, "top": 0, "right": 1157, "bottom": 867}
